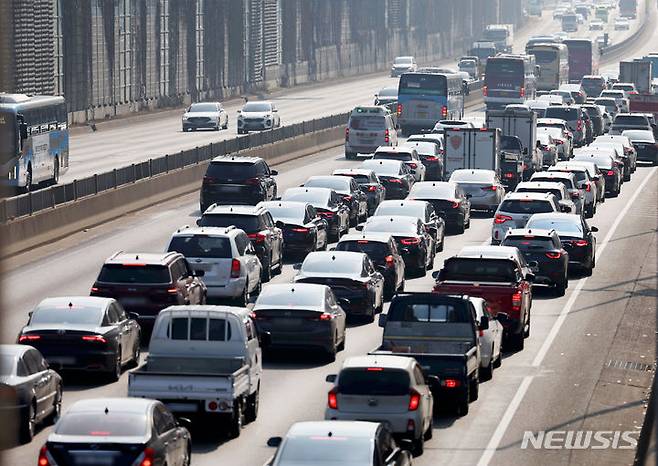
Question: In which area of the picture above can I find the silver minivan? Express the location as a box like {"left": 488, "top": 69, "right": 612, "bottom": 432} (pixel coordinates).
{"left": 345, "top": 106, "right": 398, "bottom": 159}
{"left": 166, "top": 226, "right": 262, "bottom": 306}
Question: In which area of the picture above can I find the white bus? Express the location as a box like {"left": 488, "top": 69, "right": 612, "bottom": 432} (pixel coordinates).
{"left": 527, "top": 43, "right": 570, "bottom": 91}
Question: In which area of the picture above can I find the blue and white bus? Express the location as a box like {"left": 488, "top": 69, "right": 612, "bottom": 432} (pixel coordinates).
{"left": 0, "top": 94, "right": 69, "bottom": 191}
{"left": 396, "top": 72, "right": 464, "bottom": 136}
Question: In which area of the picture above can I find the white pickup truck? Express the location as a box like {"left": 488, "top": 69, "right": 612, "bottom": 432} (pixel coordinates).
{"left": 128, "top": 306, "right": 263, "bottom": 438}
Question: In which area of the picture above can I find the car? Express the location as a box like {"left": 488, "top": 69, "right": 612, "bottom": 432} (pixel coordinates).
{"left": 558, "top": 84, "right": 587, "bottom": 104}
{"left": 458, "top": 57, "right": 479, "bottom": 79}
{"left": 237, "top": 100, "right": 280, "bottom": 134}
{"left": 610, "top": 113, "right": 652, "bottom": 135}
{"left": 599, "top": 90, "right": 629, "bottom": 112}
{"left": 525, "top": 213, "right": 598, "bottom": 275}
{"left": 182, "top": 101, "right": 229, "bottom": 132}
{"left": 592, "top": 134, "right": 637, "bottom": 178}
{"left": 332, "top": 168, "right": 387, "bottom": 214}
{"left": 599, "top": 105, "right": 613, "bottom": 132}
{"left": 265, "top": 421, "right": 413, "bottom": 466}
{"left": 448, "top": 169, "right": 505, "bottom": 214}
{"left": 611, "top": 82, "right": 638, "bottom": 94}
{"left": 469, "top": 297, "right": 504, "bottom": 379}
{"left": 200, "top": 156, "right": 278, "bottom": 211}
{"left": 324, "top": 355, "right": 434, "bottom": 456}
{"left": 537, "top": 118, "right": 574, "bottom": 159}
{"left": 251, "top": 284, "right": 347, "bottom": 360}
{"left": 361, "top": 215, "right": 435, "bottom": 276}
{"left": 581, "top": 104, "right": 604, "bottom": 136}
{"left": 536, "top": 133, "right": 559, "bottom": 168}
{"left": 90, "top": 252, "right": 207, "bottom": 332}
{"left": 530, "top": 171, "right": 585, "bottom": 216}
{"left": 544, "top": 106, "right": 586, "bottom": 147}
{"left": 293, "top": 251, "right": 385, "bottom": 322}
{"left": 548, "top": 90, "right": 575, "bottom": 106}
{"left": 537, "top": 126, "right": 570, "bottom": 161}
{"left": 18, "top": 297, "right": 141, "bottom": 381}
{"left": 501, "top": 228, "right": 569, "bottom": 295}
{"left": 491, "top": 191, "right": 561, "bottom": 244}
{"left": 391, "top": 56, "right": 418, "bottom": 77}
{"left": 548, "top": 163, "right": 599, "bottom": 217}
{"left": 303, "top": 175, "right": 368, "bottom": 226}
{"left": 402, "top": 139, "right": 445, "bottom": 181}
{"left": 336, "top": 233, "right": 406, "bottom": 299}
{"left": 196, "top": 204, "right": 284, "bottom": 282}
{"left": 39, "top": 398, "right": 191, "bottom": 466}
{"left": 580, "top": 108, "right": 595, "bottom": 144}
{"left": 374, "top": 86, "right": 398, "bottom": 106}
{"left": 580, "top": 75, "right": 608, "bottom": 99}
{"left": 345, "top": 106, "right": 399, "bottom": 159}
{"left": 572, "top": 149, "right": 622, "bottom": 197}
{"left": 622, "top": 129, "right": 658, "bottom": 165}
{"left": 514, "top": 181, "right": 578, "bottom": 214}
{"left": 564, "top": 160, "right": 606, "bottom": 204}
{"left": 166, "top": 225, "right": 263, "bottom": 306}
{"left": 432, "top": 119, "right": 474, "bottom": 133}
{"left": 0, "top": 344, "right": 62, "bottom": 444}
{"left": 281, "top": 187, "right": 350, "bottom": 241}
{"left": 259, "top": 200, "right": 329, "bottom": 256}
{"left": 589, "top": 19, "right": 604, "bottom": 30}
{"left": 526, "top": 99, "right": 550, "bottom": 117}
{"left": 408, "top": 181, "right": 471, "bottom": 234}
{"left": 373, "top": 146, "right": 426, "bottom": 182}
{"left": 360, "top": 159, "right": 415, "bottom": 199}
{"left": 614, "top": 18, "right": 630, "bottom": 30}
{"left": 594, "top": 97, "right": 621, "bottom": 118}
{"left": 538, "top": 94, "right": 566, "bottom": 106}
{"left": 373, "top": 199, "right": 446, "bottom": 253}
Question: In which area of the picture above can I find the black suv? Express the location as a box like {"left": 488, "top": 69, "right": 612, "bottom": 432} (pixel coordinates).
{"left": 197, "top": 205, "right": 284, "bottom": 281}
{"left": 200, "top": 156, "right": 278, "bottom": 212}
{"left": 90, "top": 252, "right": 207, "bottom": 331}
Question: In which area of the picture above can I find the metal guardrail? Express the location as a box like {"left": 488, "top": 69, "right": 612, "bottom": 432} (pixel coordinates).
{"left": 0, "top": 113, "right": 349, "bottom": 223}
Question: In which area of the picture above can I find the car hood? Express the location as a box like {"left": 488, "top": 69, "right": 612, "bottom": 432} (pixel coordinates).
{"left": 183, "top": 111, "right": 218, "bottom": 119}
{"left": 240, "top": 111, "right": 272, "bottom": 118}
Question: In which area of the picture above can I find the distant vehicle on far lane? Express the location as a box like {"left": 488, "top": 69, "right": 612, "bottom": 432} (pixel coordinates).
{"left": 237, "top": 100, "right": 280, "bottom": 134}
{"left": 390, "top": 56, "right": 418, "bottom": 77}
{"left": 182, "top": 101, "right": 229, "bottom": 132}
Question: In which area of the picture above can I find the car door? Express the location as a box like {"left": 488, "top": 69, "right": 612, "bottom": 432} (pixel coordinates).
{"left": 243, "top": 318, "right": 263, "bottom": 387}
{"left": 364, "top": 258, "right": 383, "bottom": 307}
{"left": 153, "top": 404, "right": 180, "bottom": 466}
{"left": 326, "top": 290, "right": 346, "bottom": 339}
{"left": 263, "top": 212, "right": 283, "bottom": 264}
{"left": 23, "top": 350, "right": 55, "bottom": 420}
{"left": 308, "top": 205, "right": 327, "bottom": 248}
{"left": 412, "top": 364, "right": 433, "bottom": 430}
{"left": 413, "top": 151, "right": 426, "bottom": 180}
{"left": 112, "top": 303, "right": 136, "bottom": 363}
{"left": 103, "top": 305, "right": 124, "bottom": 362}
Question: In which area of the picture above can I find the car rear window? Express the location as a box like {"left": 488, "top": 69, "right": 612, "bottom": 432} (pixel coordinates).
{"left": 168, "top": 235, "right": 232, "bottom": 259}
{"left": 386, "top": 302, "right": 466, "bottom": 322}
{"left": 516, "top": 188, "right": 564, "bottom": 200}
{"left": 168, "top": 317, "right": 231, "bottom": 341}
{"left": 206, "top": 162, "right": 257, "bottom": 180}
{"left": 344, "top": 174, "right": 370, "bottom": 184}
{"left": 500, "top": 199, "right": 554, "bottom": 214}
{"left": 443, "top": 258, "right": 517, "bottom": 282}
{"left": 613, "top": 115, "right": 649, "bottom": 126}
{"left": 532, "top": 176, "right": 574, "bottom": 189}
{"left": 336, "top": 240, "right": 390, "bottom": 260}
{"left": 198, "top": 214, "right": 260, "bottom": 232}
{"left": 97, "top": 264, "right": 171, "bottom": 284}
{"left": 374, "top": 152, "right": 412, "bottom": 162}
{"left": 501, "top": 136, "right": 523, "bottom": 151}
{"left": 30, "top": 306, "right": 105, "bottom": 326}
{"left": 349, "top": 115, "right": 385, "bottom": 130}
{"left": 277, "top": 436, "right": 371, "bottom": 463}
{"left": 502, "top": 237, "right": 554, "bottom": 250}
{"left": 544, "top": 107, "right": 580, "bottom": 122}
{"left": 338, "top": 368, "right": 410, "bottom": 396}
{"left": 56, "top": 412, "right": 148, "bottom": 437}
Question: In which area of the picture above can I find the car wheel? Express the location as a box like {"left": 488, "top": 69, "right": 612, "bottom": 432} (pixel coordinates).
{"left": 20, "top": 401, "right": 36, "bottom": 443}
{"left": 228, "top": 400, "right": 243, "bottom": 439}
{"left": 325, "top": 336, "right": 337, "bottom": 362}
{"left": 128, "top": 339, "right": 141, "bottom": 368}
{"left": 222, "top": 120, "right": 229, "bottom": 130}
{"left": 412, "top": 436, "right": 424, "bottom": 457}
{"left": 455, "top": 219, "right": 465, "bottom": 234}
{"left": 261, "top": 257, "right": 272, "bottom": 283}
{"left": 457, "top": 386, "right": 470, "bottom": 416}
{"left": 253, "top": 279, "right": 262, "bottom": 296}
{"left": 469, "top": 374, "right": 479, "bottom": 401}
{"left": 493, "top": 350, "right": 502, "bottom": 368}
{"left": 398, "top": 279, "right": 405, "bottom": 293}
{"left": 337, "top": 334, "right": 346, "bottom": 352}
{"left": 237, "top": 281, "right": 250, "bottom": 307}
{"left": 555, "top": 279, "right": 567, "bottom": 297}
{"left": 507, "top": 331, "right": 525, "bottom": 352}
{"left": 481, "top": 349, "right": 494, "bottom": 381}
{"left": 437, "top": 233, "right": 445, "bottom": 252}
{"left": 47, "top": 385, "right": 62, "bottom": 425}
{"left": 245, "top": 387, "right": 259, "bottom": 423}
{"left": 108, "top": 347, "right": 122, "bottom": 382}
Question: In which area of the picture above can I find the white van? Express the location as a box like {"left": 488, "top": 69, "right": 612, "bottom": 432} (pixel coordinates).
{"left": 345, "top": 106, "right": 398, "bottom": 159}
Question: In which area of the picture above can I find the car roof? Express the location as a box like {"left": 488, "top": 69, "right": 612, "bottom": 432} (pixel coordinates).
{"left": 283, "top": 187, "right": 333, "bottom": 199}
{"left": 505, "top": 228, "right": 556, "bottom": 238}
{"left": 67, "top": 397, "right": 156, "bottom": 415}
{"left": 377, "top": 199, "right": 429, "bottom": 210}
{"left": 259, "top": 200, "right": 310, "bottom": 210}
{"left": 159, "top": 305, "right": 251, "bottom": 320}
{"left": 204, "top": 204, "right": 266, "bottom": 216}
{"left": 527, "top": 212, "right": 582, "bottom": 222}
{"left": 455, "top": 245, "right": 521, "bottom": 260}
{"left": 410, "top": 181, "right": 456, "bottom": 197}
{"left": 210, "top": 155, "right": 262, "bottom": 164}
{"left": 36, "top": 296, "right": 114, "bottom": 311}
{"left": 342, "top": 355, "right": 415, "bottom": 371}
{"left": 531, "top": 171, "right": 574, "bottom": 180}
{"left": 366, "top": 215, "right": 420, "bottom": 226}
{"left": 105, "top": 251, "right": 180, "bottom": 266}
{"left": 504, "top": 191, "right": 553, "bottom": 200}
{"left": 375, "top": 146, "right": 415, "bottom": 154}
{"left": 339, "top": 232, "right": 394, "bottom": 244}
{"left": 286, "top": 421, "right": 380, "bottom": 438}
{"left": 361, "top": 159, "right": 404, "bottom": 168}
{"left": 171, "top": 225, "right": 241, "bottom": 237}
{"left": 516, "top": 181, "right": 566, "bottom": 190}
{"left": 537, "top": 118, "right": 568, "bottom": 125}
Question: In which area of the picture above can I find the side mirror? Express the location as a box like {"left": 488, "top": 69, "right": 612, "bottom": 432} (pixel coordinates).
{"left": 431, "top": 270, "right": 442, "bottom": 280}
{"left": 355, "top": 223, "right": 365, "bottom": 231}
{"left": 195, "top": 218, "right": 202, "bottom": 226}
{"left": 292, "top": 263, "right": 302, "bottom": 270}
{"left": 590, "top": 226, "right": 599, "bottom": 232}
{"left": 267, "top": 437, "right": 282, "bottom": 448}
{"left": 272, "top": 108, "right": 278, "bottom": 113}
{"left": 559, "top": 203, "right": 572, "bottom": 213}
{"left": 378, "top": 313, "right": 387, "bottom": 328}
{"left": 128, "top": 312, "right": 140, "bottom": 321}
{"left": 270, "top": 169, "right": 278, "bottom": 176}
{"left": 479, "top": 315, "right": 490, "bottom": 331}
{"left": 275, "top": 220, "right": 285, "bottom": 229}
{"left": 496, "top": 312, "right": 510, "bottom": 323}
{"left": 337, "top": 298, "right": 350, "bottom": 309}
{"left": 325, "top": 374, "right": 337, "bottom": 383}
{"left": 177, "top": 417, "right": 192, "bottom": 431}
{"left": 193, "top": 269, "right": 205, "bottom": 278}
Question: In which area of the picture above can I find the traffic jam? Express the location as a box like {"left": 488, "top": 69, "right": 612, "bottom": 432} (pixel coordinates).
{"left": 2, "top": 5, "right": 658, "bottom": 466}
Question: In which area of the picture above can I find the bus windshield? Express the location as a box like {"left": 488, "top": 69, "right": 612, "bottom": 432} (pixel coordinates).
{"left": 399, "top": 74, "right": 447, "bottom": 96}
{"left": 486, "top": 59, "right": 524, "bottom": 87}
{"left": 532, "top": 50, "right": 557, "bottom": 65}
{"left": 0, "top": 110, "right": 17, "bottom": 167}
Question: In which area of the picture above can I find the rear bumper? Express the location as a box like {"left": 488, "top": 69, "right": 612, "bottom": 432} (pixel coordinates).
{"left": 40, "top": 349, "right": 116, "bottom": 372}
{"left": 206, "top": 278, "right": 247, "bottom": 298}
{"left": 260, "top": 327, "right": 334, "bottom": 350}
{"left": 345, "top": 142, "right": 383, "bottom": 155}
{"left": 325, "top": 410, "right": 423, "bottom": 437}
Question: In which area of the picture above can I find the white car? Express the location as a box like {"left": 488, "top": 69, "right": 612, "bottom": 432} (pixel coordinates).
{"left": 182, "top": 101, "right": 229, "bottom": 132}
{"left": 589, "top": 19, "right": 605, "bottom": 30}
{"left": 373, "top": 146, "right": 426, "bottom": 182}
{"left": 391, "top": 56, "right": 417, "bottom": 77}
{"left": 614, "top": 18, "right": 630, "bottom": 30}
{"left": 237, "top": 100, "right": 281, "bottom": 134}
{"left": 470, "top": 297, "right": 504, "bottom": 379}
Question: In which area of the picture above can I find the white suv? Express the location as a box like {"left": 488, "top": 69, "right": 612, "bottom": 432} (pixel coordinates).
{"left": 166, "top": 226, "right": 262, "bottom": 306}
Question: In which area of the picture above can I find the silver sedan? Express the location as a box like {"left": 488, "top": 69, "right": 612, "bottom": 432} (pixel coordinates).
{"left": 448, "top": 169, "right": 505, "bottom": 214}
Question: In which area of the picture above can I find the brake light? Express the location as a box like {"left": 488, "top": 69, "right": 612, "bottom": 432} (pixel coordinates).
{"left": 511, "top": 290, "right": 522, "bottom": 312}
{"left": 18, "top": 335, "right": 41, "bottom": 343}
{"left": 203, "top": 176, "right": 218, "bottom": 184}
{"left": 167, "top": 287, "right": 178, "bottom": 295}
{"left": 576, "top": 119, "right": 583, "bottom": 131}
{"left": 231, "top": 258, "right": 241, "bottom": 278}
{"left": 442, "top": 379, "right": 461, "bottom": 388}
{"left": 319, "top": 313, "right": 334, "bottom": 321}
{"left": 451, "top": 200, "right": 460, "bottom": 209}
{"left": 343, "top": 195, "right": 353, "bottom": 203}
{"left": 425, "top": 155, "right": 439, "bottom": 161}
{"left": 90, "top": 287, "right": 99, "bottom": 293}
{"left": 291, "top": 227, "right": 309, "bottom": 233}
{"left": 574, "top": 239, "right": 588, "bottom": 247}
{"left": 585, "top": 182, "right": 591, "bottom": 192}
{"left": 244, "top": 177, "right": 260, "bottom": 185}
{"left": 441, "top": 105, "right": 448, "bottom": 118}
{"left": 494, "top": 214, "right": 512, "bottom": 224}
{"left": 520, "top": 87, "right": 525, "bottom": 97}
{"left": 408, "top": 389, "right": 421, "bottom": 411}
{"left": 606, "top": 170, "right": 615, "bottom": 176}
{"left": 504, "top": 172, "right": 514, "bottom": 179}
{"left": 388, "top": 178, "right": 402, "bottom": 184}
{"left": 328, "top": 389, "right": 338, "bottom": 409}
{"left": 81, "top": 335, "right": 107, "bottom": 344}
{"left": 38, "top": 446, "right": 50, "bottom": 466}
{"left": 400, "top": 237, "right": 421, "bottom": 245}
{"left": 367, "top": 367, "right": 384, "bottom": 371}
{"left": 385, "top": 255, "right": 395, "bottom": 268}
{"left": 397, "top": 103, "right": 403, "bottom": 115}
{"left": 248, "top": 233, "right": 266, "bottom": 243}
{"left": 319, "top": 211, "right": 334, "bottom": 218}
{"left": 545, "top": 251, "right": 562, "bottom": 259}
{"left": 139, "top": 447, "right": 155, "bottom": 466}
{"left": 408, "top": 162, "right": 417, "bottom": 169}
{"left": 345, "top": 127, "right": 349, "bottom": 141}
{"left": 368, "top": 185, "right": 377, "bottom": 192}
{"left": 555, "top": 140, "right": 564, "bottom": 145}
{"left": 483, "top": 85, "right": 488, "bottom": 96}
{"left": 384, "top": 128, "right": 390, "bottom": 144}
{"left": 482, "top": 185, "right": 497, "bottom": 191}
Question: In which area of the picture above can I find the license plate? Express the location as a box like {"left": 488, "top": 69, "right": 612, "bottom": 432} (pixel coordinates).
{"left": 220, "top": 186, "right": 241, "bottom": 193}
{"left": 417, "top": 112, "right": 428, "bottom": 119}
{"left": 120, "top": 297, "right": 147, "bottom": 307}
{"left": 50, "top": 356, "right": 75, "bottom": 365}
{"left": 167, "top": 402, "right": 199, "bottom": 413}
{"left": 71, "top": 452, "right": 119, "bottom": 466}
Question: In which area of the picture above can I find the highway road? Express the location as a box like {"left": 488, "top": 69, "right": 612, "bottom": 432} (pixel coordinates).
{"left": 2, "top": 6, "right": 656, "bottom": 466}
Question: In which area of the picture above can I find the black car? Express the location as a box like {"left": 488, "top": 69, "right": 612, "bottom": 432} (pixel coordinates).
{"left": 0, "top": 344, "right": 62, "bottom": 444}
{"left": 18, "top": 297, "right": 141, "bottom": 381}
{"left": 361, "top": 159, "right": 415, "bottom": 199}
{"left": 281, "top": 187, "right": 350, "bottom": 241}
{"left": 197, "top": 204, "right": 284, "bottom": 281}
{"left": 526, "top": 213, "right": 598, "bottom": 275}
{"left": 259, "top": 200, "right": 329, "bottom": 256}
{"left": 200, "top": 156, "right": 278, "bottom": 212}
{"left": 294, "top": 251, "right": 385, "bottom": 322}
{"left": 573, "top": 152, "right": 622, "bottom": 197}
{"left": 622, "top": 129, "right": 658, "bottom": 166}
{"left": 303, "top": 175, "right": 368, "bottom": 226}
{"left": 332, "top": 168, "right": 387, "bottom": 214}
{"left": 501, "top": 229, "right": 569, "bottom": 295}
{"left": 581, "top": 104, "right": 604, "bottom": 136}
{"left": 403, "top": 139, "right": 445, "bottom": 181}
{"left": 373, "top": 199, "right": 446, "bottom": 252}
{"left": 336, "top": 233, "right": 406, "bottom": 299}
{"left": 408, "top": 181, "right": 471, "bottom": 234}
{"left": 39, "top": 398, "right": 191, "bottom": 466}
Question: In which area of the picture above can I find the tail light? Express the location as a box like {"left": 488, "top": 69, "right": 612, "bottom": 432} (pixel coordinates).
{"left": 388, "top": 178, "right": 402, "bottom": 184}
{"left": 385, "top": 255, "right": 395, "bottom": 268}
{"left": 520, "top": 87, "right": 525, "bottom": 97}
{"left": 504, "top": 172, "right": 515, "bottom": 179}
{"left": 90, "top": 286, "right": 99, "bottom": 293}
{"left": 425, "top": 155, "right": 439, "bottom": 161}
{"left": 343, "top": 195, "right": 353, "bottom": 203}
{"left": 397, "top": 103, "right": 403, "bottom": 115}
{"left": 319, "top": 211, "right": 334, "bottom": 218}
{"left": 584, "top": 182, "right": 591, "bottom": 192}
{"left": 606, "top": 170, "right": 615, "bottom": 176}
{"left": 494, "top": 214, "right": 512, "bottom": 224}
{"left": 545, "top": 251, "right": 562, "bottom": 259}
{"left": 441, "top": 379, "right": 461, "bottom": 388}
{"left": 408, "top": 162, "right": 417, "bottom": 169}
{"left": 570, "top": 191, "right": 580, "bottom": 198}
{"left": 318, "top": 313, "right": 334, "bottom": 321}
{"left": 576, "top": 119, "right": 583, "bottom": 131}
{"left": 248, "top": 233, "right": 266, "bottom": 243}
{"left": 555, "top": 140, "right": 564, "bottom": 145}
{"left": 483, "top": 86, "right": 488, "bottom": 96}
{"left": 138, "top": 447, "right": 155, "bottom": 466}
{"left": 574, "top": 239, "right": 588, "bottom": 247}
{"left": 245, "top": 177, "right": 260, "bottom": 185}
{"left": 511, "top": 290, "right": 522, "bottom": 312}
{"left": 203, "top": 176, "right": 218, "bottom": 184}
{"left": 231, "top": 259, "right": 241, "bottom": 278}
{"left": 167, "top": 287, "right": 179, "bottom": 295}
{"left": 441, "top": 106, "right": 448, "bottom": 118}
{"left": 367, "top": 185, "right": 377, "bottom": 192}
{"left": 38, "top": 446, "right": 50, "bottom": 466}
{"left": 384, "top": 129, "right": 390, "bottom": 144}
{"left": 451, "top": 201, "right": 460, "bottom": 209}
{"left": 291, "top": 227, "right": 309, "bottom": 233}
{"left": 345, "top": 127, "right": 350, "bottom": 141}
{"left": 81, "top": 335, "right": 107, "bottom": 344}
{"left": 328, "top": 389, "right": 338, "bottom": 409}
{"left": 408, "top": 389, "right": 421, "bottom": 411}
{"left": 482, "top": 185, "right": 497, "bottom": 191}
{"left": 400, "top": 237, "right": 421, "bottom": 245}
{"left": 18, "top": 334, "right": 41, "bottom": 343}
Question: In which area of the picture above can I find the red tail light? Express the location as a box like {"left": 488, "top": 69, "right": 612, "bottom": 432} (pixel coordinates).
{"left": 576, "top": 119, "right": 583, "bottom": 131}
{"left": 248, "top": 233, "right": 266, "bottom": 243}
{"left": 400, "top": 237, "right": 421, "bottom": 245}
{"left": 584, "top": 182, "right": 591, "bottom": 192}
{"left": 483, "top": 86, "right": 488, "bottom": 96}
{"left": 81, "top": 335, "right": 107, "bottom": 344}
{"left": 441, "top": 106, "right": 448, "bottom": 118}
{"left": 203, "top": 176, "right": 218, "bottom": 184}
{"left": 408, "top": 163, "right": 417, "bottom": 169}
{"left": 504, "top": 172, "right": 515, "bottom": 179}
{"left": 442, "top": 379, "right": 461, "bottom": 388}
{"left": 38, "top": 446, "right": 50, "bottom": 466}
{"left": 397, "top": 103, "right": 403, "bottom": 115}
{"left": 319, "top": 211, "right": 334, "bottom": 218}
{"left": 90, "top": 286, "right": 99, "bottom": 293}
{"left": 384, "top": 129, "right": 390, "bottom": 144}
{"left": 555, "top": 139, "right": 564, "bottom": 145}
{"left": 482, "top": 185, "right": 497, "bottom": 191}
{"left": 545, "top": 251, "right": 562, "bottom": 259}
{"left": 291, "top": 227, "right": 309, "bottom": 233}
{"left": 18, "top": 334, "right": 41, "bottom": 343}
{"left": 408, "top": 389, "right": 421, "bottom": 411}
{"left": 231, "top": 258, "right": 241, "bottom": 278}
{"left": 367, "top": 185, "right": 377, "bottom": 192}
{"left": 425, "top": 155, "right": 439, "bottom": 161}
{"left": 343, "top": 195, "right": 353, "bottom": 203}
{"left": 511, "top": 290, "right": 522, "bottom": 312}
{"left": 574, "top": 239, "right": 588, "bottom": 247}
{"left": 318, "top": 313, "right": 334, "bottom": 321}
{"left": 606, "top": 170, "right": 615, "bottom": 176}
{"left": 244, "top": 177, "right": 260, "bottom": 185}
{"left": 328, "top": 389, "right": 338, "bottom": 409}
{"left": 167, "top": 287, "right": 178, "bottom": 295}
{"left": 345, "top": 127, "right": 350, "bottom": 141}
{"left": 451, "top": 201, "right": 460, "bottom": 209}
{"left": 139, "top": 447, "right": 155, "bottom": 466}
{"left": 494, "top": 214, "right": 512, "bottom": 224}
{"left": 388, "top": 178, "right": 402, "bottom": 184}
{"left": 385, "top": 255, "right": 395, "bottom": 268}
{"left": 520, "top": 87, "right": 525, "bottom": 97}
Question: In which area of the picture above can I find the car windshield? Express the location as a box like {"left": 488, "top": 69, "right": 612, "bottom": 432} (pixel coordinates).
{"left": 502, "top": 237, "right": 554, "bottom": 250}
{"left": 622, "top": 130, "right": 655, "bottom": 142}
{"left": 349, "top": 115, "right": 385, "bottom": 131}
{"left": 198, "top": 214, "right": 260, "bottom": 232}
{"left": 168, "top": 235, "right": 232, "bottom": 259}
{"left": 450, "top": 170, "right": 494, "bottom": 183}
{"left": 257, "top": 288, "right": 322, "bottom": 308}
{"left": 501, "top": 136, "right": 523, "bottom": 151}
{"left": 336, "top": 241, "right": 389, "bottom": 260}
{"left": 206, "top": 162, "right": 257, "bottom": 180}
{"left": 97, "top": 265, "right": 171, "bottom": 284}
{"left": 302, "top": 256, "right": 362, "bottom": 275}
{"left": 364, "top": 219, "right": 416, "bottom": 235}
{"left": 527, "top": 218, "right": 584, "bottom": 235}
{"left": 387, "top": 301, "right": 466, "bottom": 322}
{"left": 283, "top": 189, "right": 330, "bottom": 207}
{"left": 0, "top": 355, "right": 16, "bottom": 376}
{"left": 500, "top": 199, "right": 554, "bottom": 214}
{"left": 243, "top": 102, "right": 271, "bottom": 112}
{"left": 338, "top": 173, "right": 370, "bottom": 184}
{"left": 305, "top": 178, "right": 349, "bottom": 193}
{"left": 264, "top": 204, "right": 307, "bottom": 224}
{"left": 338, "top": 368, "right": 410, "bottom": 396}
{"left": 443, "top": 258, "right": 518, "bottom": 282}
{"left": 189, "top": 103, "right": 217, "bottom": 112}
{"left": 545, "top": 107, "right": 579, "bottom": 122}
{"left": 374, "top": 152, "right": 412, "bottom": 162}
{"left": 276, "top": 436, "right": 372, "bottom": 464}
{"left": 553, "top": 170, "right": 586, "bottom": 182}
{"left": 56, "top": 412, "right": 148, "bottom": 437}
{"left": 395, "top": 57, "right": 413, "bottom": 65}
{"left": 614, "top": 115, "right": 648, "bottom": 126}
{"left": 30, "top": 305, "right": 105, "bottom": 325}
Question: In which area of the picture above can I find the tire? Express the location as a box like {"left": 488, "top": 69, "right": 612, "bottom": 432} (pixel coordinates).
{"left": 222, "top": 120, "right": 229, "bottom": 130}
{"left": 261, "top": 257, "right": 272, "bottom": 283}
{"left": 469, "top": 374, "right": 479, "bottom": 401}
{"left": 244, "top": 387, "right": 259, "bottom": 423}
{"left": 398, "top": 279, "right": 405, "bottom": 293}
{"left": 456, "top": 386, "right": 469, "bottom": 416}
{"left": 20, "top": 401, "right": 36, "bottom": 444}
{"left": 325, "top": 338, "right": 337, "bottom": 362}
{"left": 46, "top": 385, "right": 62, "bottom": 425}
{"left": 412, "top": 436, "right": 424, "bottom": 457}
{"left": 507, "top": 331, "right": 525, "bottom": 352}
{"left": 107, "top": 347, "right": 122, "bottom": 382}
{"left": 237, "top": 281, "right": 250, "bottom": 307}
{"left": 128, "top": 339, "right": 141, "bottom": 368}
{"left": 493, "top": 350, "right": 502, "bottom": 368}
{"left": 481, "top": 349, "right": 494, "bottom": 381}
{"left": 455, "top": 219, "right": 465, "bottom": 235}
{"left": 555, "top": 279, "right": 567, "bottom": 297}
{"left": 228, "top": 400, "right": 243, "bottom": 439}
{"left": 424, "top": 421, "right": 433, "bottom": 440}
{"left": 437, "top": 233, "right": 445, "bottom": 252}
{"left": 337, "top": 334, "right": 346, "bottom": 352}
